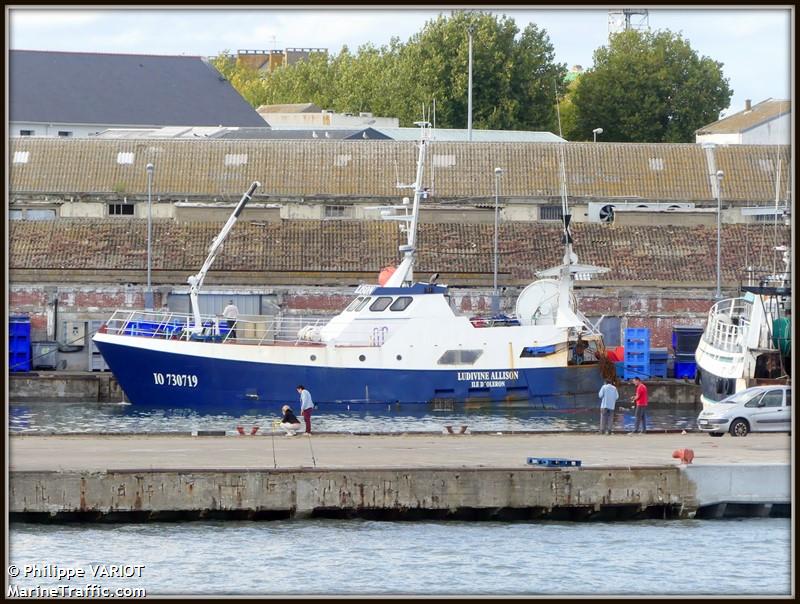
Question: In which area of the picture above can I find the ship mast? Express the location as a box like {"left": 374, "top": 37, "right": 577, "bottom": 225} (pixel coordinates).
{"left": 384, "top": 121, "right": 431, "bottom": 287}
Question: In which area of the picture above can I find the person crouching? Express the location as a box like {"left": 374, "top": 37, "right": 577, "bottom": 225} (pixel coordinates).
{"left": 280, "top": 405, "right": 303, "bottom": 436}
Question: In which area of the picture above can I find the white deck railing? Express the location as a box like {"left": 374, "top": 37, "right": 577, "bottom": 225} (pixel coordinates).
{"left": 701, "top": 298, "right": 752, "bottom": 353}
{"left": 101, "top": 309, "right": 387, "bottom": 347}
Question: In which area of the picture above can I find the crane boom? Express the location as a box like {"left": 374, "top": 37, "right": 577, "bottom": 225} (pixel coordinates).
{"left": 187, "top": 181, "right": 260, "bottom": 334}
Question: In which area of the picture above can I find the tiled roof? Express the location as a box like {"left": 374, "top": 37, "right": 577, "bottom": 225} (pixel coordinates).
{"left": 696, "top": 99, "right": 791, "bottom": 134}
{"left": 9, "top": 50, "right": 266, "bottom": 127}
{"left": 9, "top": 219, "right": 789, "bottom": 284}
{"left": 10, "top": 139, "right": 790, "bottom": 203}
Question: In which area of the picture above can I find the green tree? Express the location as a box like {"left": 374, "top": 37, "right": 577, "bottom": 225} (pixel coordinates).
{"left": 396, "top": 12, "right": 566, "bottom": 129}
{"left": 210, "top": 13, "right": 566, "bottom": 131}
{"left": 569, "top": 29, "right": 732, "bottom": 142}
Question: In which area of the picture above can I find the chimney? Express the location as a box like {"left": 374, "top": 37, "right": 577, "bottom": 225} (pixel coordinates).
{"left": 745, "top": 99, "right": 752, "bottom": 112}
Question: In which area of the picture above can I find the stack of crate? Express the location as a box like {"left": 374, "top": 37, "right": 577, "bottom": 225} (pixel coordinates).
{"left": 623, "top": 327, "right": 650, "bottom": 380}
{"left": 9, "top": 315, "right": 32, "bottom": 372}
{"left": 672, "top": 326, "right": 703, "bottom": 379}
{"left": 649, "top": 348, "right": 668, "bottom": 378}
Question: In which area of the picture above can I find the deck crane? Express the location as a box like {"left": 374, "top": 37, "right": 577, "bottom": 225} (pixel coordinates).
{"left": 186, "top": 181, "right": 260, "bottom": 335}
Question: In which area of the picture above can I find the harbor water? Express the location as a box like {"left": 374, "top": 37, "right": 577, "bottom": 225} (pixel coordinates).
{"left": 9, "top": 400, "right": 701, "bottom": 434}
{"left": 9, "top": 518, "right": 791, "bottom": 596}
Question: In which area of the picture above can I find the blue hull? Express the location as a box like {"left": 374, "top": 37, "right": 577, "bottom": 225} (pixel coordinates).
{"left": 95, "top": 339, "right": 604, "bottom": 411}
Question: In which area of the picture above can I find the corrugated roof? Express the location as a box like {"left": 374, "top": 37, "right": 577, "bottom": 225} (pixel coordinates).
{"left": 696, "top": 99, "right": 791, "bottom": 134}
{"left": 9, "top": 139, "right": 790, "bottom": 203}
{"left": 9, "top": 50, "right": 266, "bottom": 127}
{"left": 257, "top": 103, "right": 322, "bottom": 113}
{"left": 373, "top": 127, "right": 565, "bottom": 142}
{"left": 9, "top": 219, "right": 789, "bottom": 284}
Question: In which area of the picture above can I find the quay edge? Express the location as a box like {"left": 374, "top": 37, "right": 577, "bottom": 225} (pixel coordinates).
{"left": 9, "top": 464, "right": 789, "bottom": 523}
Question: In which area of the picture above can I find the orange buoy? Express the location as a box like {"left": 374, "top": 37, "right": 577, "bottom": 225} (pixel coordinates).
{"left": 672, "top": 448, "right": 694, "bottom": 464}
{"left": 378, "top": 266, "right": 396, "bottom": 286}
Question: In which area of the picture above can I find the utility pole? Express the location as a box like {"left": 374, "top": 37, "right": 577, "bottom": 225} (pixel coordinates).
{"left": 467, "top": 24, "right": 474, "bottom": 142}
{"left": 146, "top": 163, "right": 154, "bottom": 310}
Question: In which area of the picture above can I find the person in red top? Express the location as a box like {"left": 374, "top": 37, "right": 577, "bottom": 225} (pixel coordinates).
{"left": 630, "top": 376, "right": 649, "bottom": 434}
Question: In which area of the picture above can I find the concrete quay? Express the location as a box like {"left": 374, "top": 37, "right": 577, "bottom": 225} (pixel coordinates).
{"left": 10, "top": 433, "right": 790, "bottom": 522}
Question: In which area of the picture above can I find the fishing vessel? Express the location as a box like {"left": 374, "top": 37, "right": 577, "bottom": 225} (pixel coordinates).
{"left": 93, "top": 123, "right": 610, "bottom": 410}
{"left": 695, "top": 246, "right": 791, "bottom": 408}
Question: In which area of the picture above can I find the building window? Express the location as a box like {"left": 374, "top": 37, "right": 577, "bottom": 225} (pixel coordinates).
{"left": 649, "top": 158, "right": 664, "bottom": 171}
{"left": 116, "top": 152, "right": 135, "bottom": 165}
{"left": 24, "top": 209, "right": 56, "bottom": 221}
{"left": 334, "top": 154, "right": 352, "bottom": 167}
{"left": 324, "top": 205, "right": 349, "bottom": 219}
{"left": 13, "top": 151, "right": 30, "bottom": 164}
{"left": 57, "top": 131, "right": 73, "bottom": 137}
{"left": 758, "top": 159, "right": 774, "bottom": 173}
{"left": 540, "top": 205, "right": 563, "bottom": 221}
{"left": 109, "top": 204, "right": 135, "bottom": 216}
{"left": 19, "top": 129, "right": 34, "bottom": 136}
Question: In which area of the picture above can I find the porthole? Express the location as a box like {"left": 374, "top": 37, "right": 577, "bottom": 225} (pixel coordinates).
{"left": 359, "top": 354, "right": 366, "bottom": 362}
{"left": 396, "top": 354, "right": 402, "bottom": 361}
{"left": 310, "top": 355, "right": 317, "bottom": 361}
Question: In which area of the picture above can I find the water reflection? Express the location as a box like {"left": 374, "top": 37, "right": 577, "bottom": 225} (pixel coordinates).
{"left": 9, "top": 400, "right": 701, "bottom": 434}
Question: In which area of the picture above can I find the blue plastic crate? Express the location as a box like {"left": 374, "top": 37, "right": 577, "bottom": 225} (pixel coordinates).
{"left": 9, "top": 351, "right": 31, "bottom": 372}
{"left": 674, "top": 360, "right": 697, "bottom": 379}
{"left": 9, "top": 316, "right": 31, "bottom": 372}
{"left": 623, "top": 364, "right": 649, "bottom": 380}
{"left": 527, "top": 457, "right": 582, "bottom": 467}
{"left": 649, "top": 360, "right": 667, "bottom": 378}
{"left": 672, "top": 326, "right": 704, "bottom": 354}
{"left": 650, "top": 347, "right": 668, "bottom": 360}
{"left": 624, "top": 328, "right": 651, "bottom": 371}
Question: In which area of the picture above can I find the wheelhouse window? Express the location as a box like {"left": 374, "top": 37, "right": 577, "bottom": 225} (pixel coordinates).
{"left": 354, "top": 297, "right": 372, "bottom": 311}
{"left": 369, "top": 296, "right": 393, "bottom": 312}
{"left": 19, "top": 129, "right": 34, "bottom": 136}
{"left": 346, "top": 297, "right": 364, "bottom": 311}
{"left": 437, "top": 349, "right": 484, "bottom": 365}
{"left": 389, "top": 296, "right": 413, "bottom": 311}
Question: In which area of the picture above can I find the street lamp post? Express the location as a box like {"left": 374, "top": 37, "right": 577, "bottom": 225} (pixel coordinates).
{"left": 146, "top": 163, "right": 154, "bottom": 310}
{"left": 492, "top": 167, "right": 504, "bottom": 314}
{"left": 467, "top": 25, "right": 474, "bottom": 142}
{"left": 715, "top": 170, "right": 724, "bottom": 299}
{"left": 592, "top": 127, "right": 603, "bottom": 142}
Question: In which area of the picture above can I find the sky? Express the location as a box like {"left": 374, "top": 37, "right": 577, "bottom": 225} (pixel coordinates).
{"left": 7, "top": 6, "right": 793, "bottom": 117}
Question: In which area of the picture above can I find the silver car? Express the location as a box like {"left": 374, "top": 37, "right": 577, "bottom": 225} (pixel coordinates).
{"left": 697, "top": 386, "right": 791, "bottom": 436}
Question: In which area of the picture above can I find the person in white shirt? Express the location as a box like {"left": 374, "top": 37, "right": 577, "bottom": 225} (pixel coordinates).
{"left": 598, "top": 378, "right": 619, "bottom": 434}
{"left": 222, "top": 300, "right": 239, "bottom": 339}
{"left": 297, "top": 385, "right": 314, "bottom": 434}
